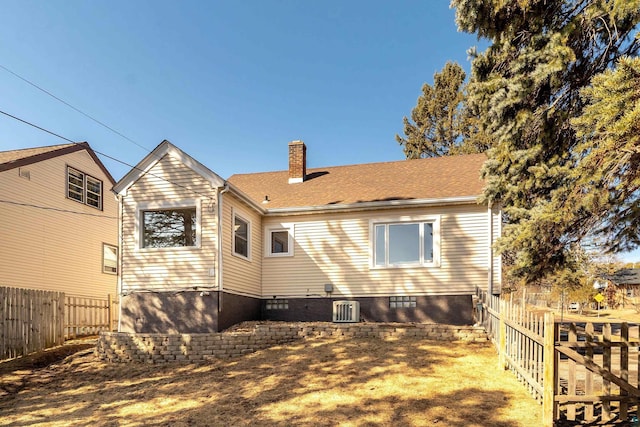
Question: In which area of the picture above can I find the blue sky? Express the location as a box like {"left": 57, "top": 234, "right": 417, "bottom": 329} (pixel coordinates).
{"left": 0, "top": 0, "right": 477, "bottom": 179}
{"left": 0, "top": 1, "right": 638, "bottom": 263}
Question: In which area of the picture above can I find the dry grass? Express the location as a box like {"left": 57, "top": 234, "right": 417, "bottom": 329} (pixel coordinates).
{"left": 560, "top": 307, "right": 640, "bottom": 323}
{"left": 0, "top": 336, "right": 541, "bottom": 426}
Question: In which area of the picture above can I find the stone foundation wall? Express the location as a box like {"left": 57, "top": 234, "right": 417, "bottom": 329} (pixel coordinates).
{"left": 97, "top": 322, "right": 488, "bottom": 363}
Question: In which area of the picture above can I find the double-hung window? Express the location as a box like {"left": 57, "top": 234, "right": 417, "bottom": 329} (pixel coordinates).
{"left": 67, "top": 167, "right": 102, "bottom": 210}
{"left": 233, "top": 211, "right": 250, "bottom": 259}
{"left": 372, "top": 216, "right": 439, "bottom": 268}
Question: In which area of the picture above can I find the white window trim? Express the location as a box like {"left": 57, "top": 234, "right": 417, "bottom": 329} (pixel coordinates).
{"left": 135, "top": 199, "right": 201, "bottom": 251}
{"left": 369, "top": 214, "right": 440, "bottom": 269}
{"left": 232, "top": 208, "right": 251, "bottom": 261}
{"left": 265, "top": 224, "right": 294, "bottom": 257}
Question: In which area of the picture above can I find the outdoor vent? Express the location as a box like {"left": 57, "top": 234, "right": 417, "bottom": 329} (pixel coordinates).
{"left": 18, "top": 168, "right": 30, "bottom": 180}
{"left": 332, "top": 300, "right": 360, "bottom": 323}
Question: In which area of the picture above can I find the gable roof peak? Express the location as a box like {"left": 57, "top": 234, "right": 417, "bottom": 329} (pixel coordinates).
{"left": 0, "top": 141, "right": 115, "bottom": 184}
{"left": 113, "top": 139, "right": 225, "bottom": 195}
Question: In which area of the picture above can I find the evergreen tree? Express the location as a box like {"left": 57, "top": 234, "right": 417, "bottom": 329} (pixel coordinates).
{"left": 452, "top": 0, "right": 640, "bottom": 281}
{"left": 571, "top": 56, "right": 640, "bottom": 253}
{"left": 396, "top": 62, "right": 487, "bottom": 158}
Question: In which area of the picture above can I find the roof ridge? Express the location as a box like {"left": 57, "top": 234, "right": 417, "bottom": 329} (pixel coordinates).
{"left": 0, "top": 142, "right": 76, "bottom": 156}
{"left": 229, "top": 152, "right": 487, "bottom": 178}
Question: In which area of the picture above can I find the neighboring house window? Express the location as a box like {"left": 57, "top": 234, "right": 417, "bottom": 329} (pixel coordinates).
{"left": 372, "top": 216, "right": 439, "bottom": 268}
{"left": 233, "top": 212, "right": 250, "bottom": 259}
{"left": 142, "top": 208, "right": 197, "bottom": 248}
{"left": 67, "top": 166, "right": 102, "bottom": 210}
{"left": 266, "top": 226, "right": 293, "bottom": 257}
{"left": 103, "top": 243, "right": 118, "bottom": 274}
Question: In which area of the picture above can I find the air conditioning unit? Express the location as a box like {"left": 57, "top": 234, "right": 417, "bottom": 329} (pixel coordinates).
{"left": 332, "top": 300, "right": 360, "bottom": 323}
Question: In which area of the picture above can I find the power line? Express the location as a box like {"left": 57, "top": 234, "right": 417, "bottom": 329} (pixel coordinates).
{"left": 0, "top": 65, "right": 202, "bottom": 198}
{"left": 0, "top": 63, "right": 152, "bottom": 154}
{"left": 0, "top": 199, "right": 117, "bottom": 219}
{"left": 0, "top": 109, "right": 217, "bottom": 201}
{"left": 0, "top": 110, "right": 75, "bottom": 143}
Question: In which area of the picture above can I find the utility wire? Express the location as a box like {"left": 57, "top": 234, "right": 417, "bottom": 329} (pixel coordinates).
{"left": 0, "top": 109, "right": 217, "bottom": 200}
{"left": 0, "top": 199, "right": 117, "bottom": 219}
{"left": 0, "top": 66, "right": 216, "bottom": 200}
{"left": 0, "top": 63, "right": 151, "bottom": 153}
{"left": 0, "top": 110, "right": 75, "bottom": 144}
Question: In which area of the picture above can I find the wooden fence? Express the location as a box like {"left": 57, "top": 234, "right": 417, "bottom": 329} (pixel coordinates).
{"left": 477, "top": 288, "right": 640, "bottom": 425}
{"left": 0, "top": 287, "right": 65, "bottom": 359}
{"left": 1, "top": 286, "right": 118, "bottom": 360}
{"left": 65, "top": 294, "right": 118, "bottom": 339}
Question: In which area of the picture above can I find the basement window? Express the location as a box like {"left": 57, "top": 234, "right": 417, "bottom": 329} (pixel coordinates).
{"left": 390, "top": 296, "right": 417, "bottom": 308}
{"left": 266, "top": 299, "right": 289, "bottom": 310}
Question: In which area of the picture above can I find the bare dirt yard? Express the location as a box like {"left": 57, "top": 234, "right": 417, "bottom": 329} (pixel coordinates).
{"left": 0, "top": 333, "right": 541, "bottom": 426}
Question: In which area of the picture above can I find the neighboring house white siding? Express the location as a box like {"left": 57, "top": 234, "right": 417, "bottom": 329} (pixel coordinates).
{"left": 262, "top": 204, "right": 494, "bottom": 298}
{"left": 221, "top": 193, "right": 262, "bottom": 297}
{"left": 119, "top": 154, "right": 218, "bottom": 293}
{"left": 0, "top": 149, "right": 117, "bottom": 298}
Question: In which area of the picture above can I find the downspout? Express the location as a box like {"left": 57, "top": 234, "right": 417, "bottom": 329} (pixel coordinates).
{"left": 487, "top": 203, "right": 494, "bottom": 295}
{"left": 117, "top": 193, "right": 124, "bottom": 332}
{"left": 217, "top": 184, "right": 230, "bottom": 313}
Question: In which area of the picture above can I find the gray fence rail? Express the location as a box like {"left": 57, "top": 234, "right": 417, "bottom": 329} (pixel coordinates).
{"left": 476, "top": 287, "right": 640, "bottom": 425}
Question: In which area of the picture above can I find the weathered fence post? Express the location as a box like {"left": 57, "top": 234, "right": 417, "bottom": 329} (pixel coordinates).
{"left": 498, "top": 299, "right": 507, "bottom": 369}
{"left": 542, "top": 311, "right": 556, "bottom": 426}
{"left": 107, "top": 294, "right": 113, "bottom": 332}
{"left": 620, "top": 322, "right": 629, "bottom": 421}
{"left": 603, "top": 323, "right": 612, "bottom": 421}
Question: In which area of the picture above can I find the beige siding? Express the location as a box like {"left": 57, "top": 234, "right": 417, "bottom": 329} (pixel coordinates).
{"left": 120, "top": 155, "right": 218, "bottom": 292}
{"left": 262, "top": 204, "right": 492, "bottom": 298}
{"left": 220, "top": 193, "right": 262, "bottom": 297}
{"left": 0, "top": 150, "right": 118, "bottom": 298}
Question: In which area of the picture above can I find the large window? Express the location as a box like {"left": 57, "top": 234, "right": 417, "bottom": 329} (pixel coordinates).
{"left": 233, "top": 212, "right": 250, "bottom": 259}
{"left": 266, "top": 227, "right": 293, "bottom": 257}
{"left": 373, "top": 218, "right": 438, "bottom": 268}
{"left": 103, "top": 243, "right": 118, "bottom": 274}
{"left": 142, "top": 208, "right": 197, "bottom": 248}
{"left": 67, "top": 167, "right": 102, "bottom": 210}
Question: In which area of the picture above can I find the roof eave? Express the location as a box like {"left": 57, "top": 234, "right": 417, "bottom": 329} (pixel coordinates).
{"left": 0, "top": 142, "right": 116, "bottom": 186}
{"left": 225, "top": 182, "right": 267, "bottom": 214}
{"left": 263, "top": 195, "right": 482, "bottom": 216}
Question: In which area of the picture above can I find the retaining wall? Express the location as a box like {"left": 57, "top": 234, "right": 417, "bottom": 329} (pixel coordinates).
{"left": 96, "top": 322, "right": 488, "bottom": 363}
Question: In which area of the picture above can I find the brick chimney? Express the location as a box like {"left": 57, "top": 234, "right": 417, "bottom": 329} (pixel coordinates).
{"left": 288, "top": 140, "right": 306, "bottom": 184}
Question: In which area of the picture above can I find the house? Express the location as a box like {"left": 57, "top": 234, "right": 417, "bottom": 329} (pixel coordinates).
{"left": 114, "top": 140, "right": 500, "bottom": 333}
{"left": 607, "top": 268, "right": 640, "bottom": 299}
{"left": 0, "top": 142, "right": 118, "bottom": 299}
